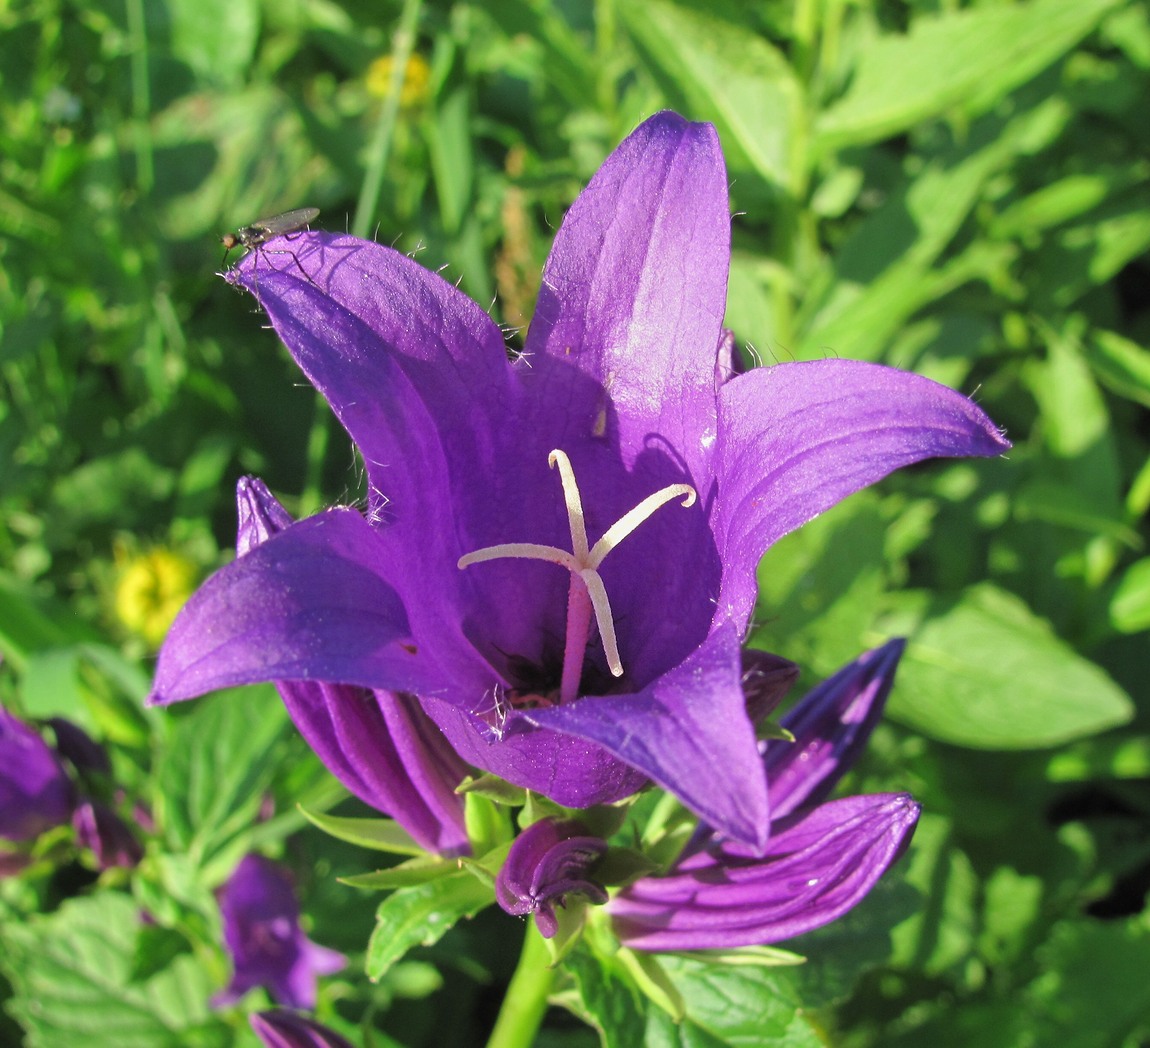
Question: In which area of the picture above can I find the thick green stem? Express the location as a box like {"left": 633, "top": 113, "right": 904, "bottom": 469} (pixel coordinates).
{"left": 485, "top": 923, "right": 555, "bottom": 1048}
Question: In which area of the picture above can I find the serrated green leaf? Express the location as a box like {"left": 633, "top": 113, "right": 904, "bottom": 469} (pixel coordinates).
{"left": 365, "top": 871, "right": 494, "bottom": 980}
{"left": 655, "top": 955, "right": 822, "bottom": 1048}
{"left": 154, "top": 687, "right": 289, "bottom": 880}
{"left": 885, "top": 584, "right": 1133, "bottom": 749}
{"left": 815, "top": 0, "right": 1123, "bottom": 152}
{"left": 0, "top": 891, "right": 221, "bottom": 1048}
{"left": 620, "top": 0, "right": 803, "bottom": 193}
{"left": 298, "top": 805, "right": 425, "bottom": 856}
{"left": 563, "top": 948, "right": 648, "bottom": 1048}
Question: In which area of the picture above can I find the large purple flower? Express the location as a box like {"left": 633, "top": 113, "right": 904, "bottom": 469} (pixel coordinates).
{"left": 151, "top": 111, "right": 1008, "bottom": 850}
{"left": 609, "top": 642, "right": 919, "bottom": 950}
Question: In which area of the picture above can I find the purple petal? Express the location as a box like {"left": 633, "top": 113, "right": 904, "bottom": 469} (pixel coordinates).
{"left": 713, "top": 359, "right": 1011, "bottom": 626}
{"left": 278, "top": 682, "right": 470, "bottom": 856}
{"left": 150, "top": 509, "right": 447, "bottom": 705}
{"left": 421, "top": 696, "right": 650, "bottom": 809}
{"left": 229, "top": 233, "right": 512, "bottom": 529}
{"left": 610, "top": 793, "right": 919, "bottom": 950}
{"left": 235, "top": 478, "right": 470, "bottom": 856}
{"left": 251, "top": 1010, "right": 355, "bottom": 1048}
{"left": 523, "top": 623, "right": 770, "bottom": 851}
{"left": 765, "top": 640, "right": 904, "bottom": 820}
{"left": 521, "top": 111, "right": 730, "bottom": 481}
{"left": 0, "top": 705, "right": 74, "bottom": 841}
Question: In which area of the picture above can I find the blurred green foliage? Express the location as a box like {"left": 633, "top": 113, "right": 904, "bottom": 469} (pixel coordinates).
{"left": 1, "top": 0, "right": 1149, "bottom": 1045}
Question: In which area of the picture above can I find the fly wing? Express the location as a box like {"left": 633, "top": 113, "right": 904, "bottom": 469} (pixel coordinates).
{"left": 250, "top": 207, "right": 320, "bottom": 238}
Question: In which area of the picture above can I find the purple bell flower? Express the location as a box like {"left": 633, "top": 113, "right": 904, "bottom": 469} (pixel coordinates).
{"left": 250, "top": 1010, "right": 355, "bottom": 1048}
{"left": 0, "top": 703, "right": 75, "bottom": 842}
{"left": 214, "top": 854, "right": 345, "bottom": 1010}
{"left": 609, "top": 642, "right": 920, "bottom": 950}
{"left": 495, "top": 818, "right": 608, "bottom": 938}
{"left": 150, "top": 111, "right": 1009, "bottom": 851}
{"left": 236, "top": 477, "right": 470, "bottom": 856}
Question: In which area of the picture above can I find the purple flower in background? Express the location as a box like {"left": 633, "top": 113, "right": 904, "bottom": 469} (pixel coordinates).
{"left": 150, "top": 111, "right": 1009, "bottom": 850}
{"left": 215, "top": 855, "right": 345, "bottom": 1010}
{"left": 0, "top": 704, "right": 74, "bottom": 842}
{"left": 250, "top": 1010, "right": 355, "bottom": 1048}
{"left": 236, "top": 477, "right": 470, "bottom": 856}
{"left": 610, "top": 641, "right": 919, "bottom": 950}
{"left": 495, "top": 818, "right": 608, "bottom": 937}
{"left": 72, "top": 799, "right": 143, "bottom": 869}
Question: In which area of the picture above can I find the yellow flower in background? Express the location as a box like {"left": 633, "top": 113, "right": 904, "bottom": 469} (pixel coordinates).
{"left": 365, "top": 53, "right": 431, "bottom": 108}
{"left": 113, "top": 546, "right": 198, "bottom": 648}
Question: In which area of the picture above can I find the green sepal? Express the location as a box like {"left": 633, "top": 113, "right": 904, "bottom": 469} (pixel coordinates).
{"left": 456, "top": 773, "right": 527, "bottom": 805}
{"left": 616, "top": 946, "right": 686, "bottom": 1021}
{"left": 297, "top": 804, "right": 424, "bottom": 856}
{"left": 339, "top": 857, "right": 463, "bottom": 890}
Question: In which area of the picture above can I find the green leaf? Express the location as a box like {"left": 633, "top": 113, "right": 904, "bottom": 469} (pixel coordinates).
{"left": 298, "top": 805, "right": 425, "bottom": 857}
{"left": 1087, "top": 328, "right": 1150, "bottom": 408}
{"left": 800, "top": 97, "right": 1069, "bottom": 361}
{"left": 165, "top": 0, "right": 260, "bottom": 87}
{"left": 0, "top": 575, "right": 100, "bottom": 671}
{"left": 1110, "top": 557, "right": 1150, "bottom": 633}
{"left": 1022, "top": 916, "right": 1150, "bottom": 1048}
{"left": 815, "top": 0, "right": 1123, "bottom": 152}
{"left": 563, "top": 948, "right": 648, "bottom": 1048}
{"left": 888, "top": 814, "right": 979, "bottom": 976}
{"left": 653, "top": 955, "right": 823, "bottom": 1048}
{"left": 154, "top": 686, "right": 290, "bottom": 881}
{"left": 620, "top": 0, "right": 804, "bottom": 194}
{"left": 0, "top": 891, "right": 221, "bottom": 1048}
{"left": 365, "top": 871, "right": 494, "bottom": 981}
{"left": 883, "top": 584, "right": 1134, "bottom": 749}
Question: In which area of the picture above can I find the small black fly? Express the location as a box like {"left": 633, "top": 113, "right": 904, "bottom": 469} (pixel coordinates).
{"left": 220, "top": 207, "right": 320, "bottom": 266}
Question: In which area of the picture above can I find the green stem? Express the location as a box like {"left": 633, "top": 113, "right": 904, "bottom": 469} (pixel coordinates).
{"left": 485, "top": 923, "right": 555, "bottom": 1048}
{"left": 298, "top": 394, "right": 332, "bottom": 517}
{"left": 352, "top": 0, "right": 423, "bottom": 238}
{"left": 124, "top": 0, "right": 154, "bottom": 194}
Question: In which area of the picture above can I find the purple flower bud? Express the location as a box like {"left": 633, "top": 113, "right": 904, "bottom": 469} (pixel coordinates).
{"left": 215, "top": 855, "right": 345, "bottom": 1010}
{"left": 0, "top": 704, "right": 74, "bottom": 842}
{"left": 611, "top": 792, "right": 919, "bottom": 950}
{"left": 46, "top": 717, "right": 112, "bottom": 777}
{"left": 250, "top": 1009, "right": 355, "bottom": 1048}
{"left": 764, "top": 639, "right": 904, "bottom": 819}
{"left": 610, "top": 644, "right": 918, "bottom": 950}
{"left": 495, "top": 818, "right": 608, "bottom": 938}
{"left": 235, "top": 478, "right": 470, "bottom": 856}
{"left": 72, "top": 799, "right": 142, "bottom": 869}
